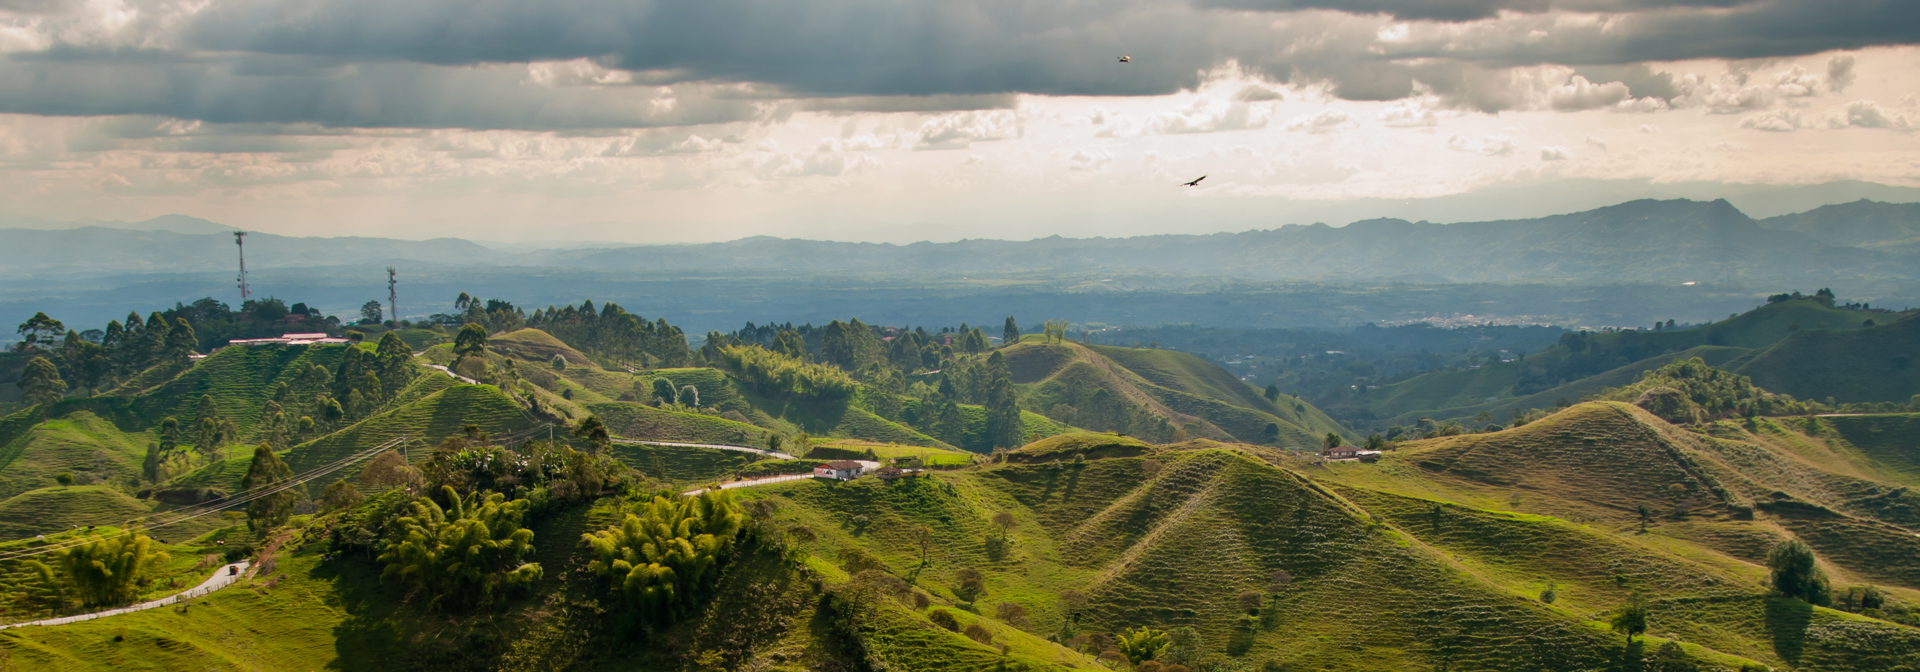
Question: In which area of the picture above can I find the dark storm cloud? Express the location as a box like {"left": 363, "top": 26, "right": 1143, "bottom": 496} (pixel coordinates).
{"left": 0, "top": 0, "right": 1913, "bottom": 130}
{"left": 1197, "top": 0, "right": 1758, "bottom": 22}
{"left": 0, "top": 55, "right": 765, "bottom": 129}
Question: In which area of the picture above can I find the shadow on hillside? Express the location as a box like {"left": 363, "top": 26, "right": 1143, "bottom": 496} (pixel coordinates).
{"left": 1765, "top": 596, "right": 1811, "bottom": 666}
{"left": 313, "top": 558, "right": 411, "bottom": 671}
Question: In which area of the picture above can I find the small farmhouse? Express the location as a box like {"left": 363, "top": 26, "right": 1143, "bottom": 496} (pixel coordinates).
{"left": 813, "top": 460, "right": 866, "bottom": 480}
{"left": 229, "top": 332, "right": 353, "bottom": 347}
{"left": 1322, "top": 445, "right": 1361, "bottom": 460}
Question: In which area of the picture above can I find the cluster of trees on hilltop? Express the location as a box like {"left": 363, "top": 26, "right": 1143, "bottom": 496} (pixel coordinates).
{"left": 714, "top": 319, "right": 993, "bottom": 377}
{"left": 525, "top": 299, "right": 693, "bottom": 369}
{"left": 8, "top": 297, "right": 341, "bottom": 397}
{"left": 1604, "top": 357, "right": 1826, "bottom": 423}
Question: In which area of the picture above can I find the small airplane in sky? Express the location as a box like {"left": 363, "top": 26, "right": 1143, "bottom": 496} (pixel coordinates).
{"left": 1118, "top": 55, "right": 1131, "bottom": 63}
{"left": 1182, "top": 175, "right": 1206, "bottom": 187}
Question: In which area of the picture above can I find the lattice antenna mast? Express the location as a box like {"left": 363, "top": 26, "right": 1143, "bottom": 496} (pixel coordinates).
{"left": 234, "top": 231, "right": 251, "bottom": 303}
{"left": 387, "top": 267, "right": 398, "bottom": 324}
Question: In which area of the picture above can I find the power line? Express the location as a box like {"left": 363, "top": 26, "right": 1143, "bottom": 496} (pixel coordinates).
{"left": 0, "top": 436, "right": 412, "bottom": 563}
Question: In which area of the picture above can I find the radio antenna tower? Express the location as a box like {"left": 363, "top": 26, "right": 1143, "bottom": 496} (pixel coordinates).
{"left": 387, "top": 267, "right": 398, "bottom": 324}
{"left": 234, "top": 231, "right": 251, "bottom": 303}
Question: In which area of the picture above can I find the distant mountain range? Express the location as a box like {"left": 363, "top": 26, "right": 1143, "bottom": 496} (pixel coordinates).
{"left": 3, "top": 198, "right": 1917, "bottom": 283}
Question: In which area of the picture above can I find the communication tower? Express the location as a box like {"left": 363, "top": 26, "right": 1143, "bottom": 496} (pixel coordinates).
{"left": 234, "top": 231, "right": 251, "bottom": 303}
{"left": 387, "top": 267, "right": 398, "bottom": 324}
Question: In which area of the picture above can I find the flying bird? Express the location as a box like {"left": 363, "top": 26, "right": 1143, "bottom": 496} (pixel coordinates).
{"left": 1182, "top": 175, "right": 1206, "bottom": 187}
{"left": 1118, "top": 55, "right": 1130, "bottom": 63}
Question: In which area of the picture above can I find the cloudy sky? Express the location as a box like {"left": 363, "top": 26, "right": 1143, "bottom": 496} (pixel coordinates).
{"left": 1, "top": 0, "right": 1916, "bottom": 244}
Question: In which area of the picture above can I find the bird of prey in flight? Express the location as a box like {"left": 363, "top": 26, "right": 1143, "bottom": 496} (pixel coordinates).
{"left": 1118, "top": 55, "right": 1130, "bottom": 63}
{"left": 1182, "top": 175, "right": 1206, "bottom": 186}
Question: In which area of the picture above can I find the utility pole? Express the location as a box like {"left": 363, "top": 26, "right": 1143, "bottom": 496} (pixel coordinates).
{"left": 387, "top": 267, "right": 398, "bottom": 325}
{"left": 234, "top": 232, "right": 251, "bottom": 303}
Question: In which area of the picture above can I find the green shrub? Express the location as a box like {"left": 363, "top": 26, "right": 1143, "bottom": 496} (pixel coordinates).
{"left": 581, "top": 490, "right": 744, "bottom": 624}
{"left": 929, "top": 608, "right": 961, "bottom": 631}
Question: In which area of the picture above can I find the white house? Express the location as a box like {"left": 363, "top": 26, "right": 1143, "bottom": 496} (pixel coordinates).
{"left": 813, "top": 460, "right": 866, "bottom": 480}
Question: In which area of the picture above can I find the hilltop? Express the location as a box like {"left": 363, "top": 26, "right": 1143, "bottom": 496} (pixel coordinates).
{"left": 1003, "top": 339, "right": 1348, "bottom": 448}
{"left": 1726, "top": 312, "right": 1920, "bottom": 404}
{"left": 1324, "top": 297, "right": 1913, "bottom": 429}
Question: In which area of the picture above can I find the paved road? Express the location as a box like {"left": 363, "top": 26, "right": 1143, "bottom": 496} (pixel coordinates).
{"left": 678, "top": 460, "right": 881, "bottom": 496}
{"left": 614, "top": 439, "right": 795, "bottom": 460}
{"left": 423, "top": 363, "right": 478, "bottom": 385}
{"left": 0, "top": 561, "right": 252, "bottom": 629}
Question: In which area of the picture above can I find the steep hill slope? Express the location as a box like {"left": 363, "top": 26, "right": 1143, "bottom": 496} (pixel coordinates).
{"left": 1337, "top": 298, "right": 1897, "bottom": 428}
{"left": 1004, "top": 341, "right": 1347, "bottom": 448}
{"left": 1727, "top": 312, "right": 1920, "bottom": 403}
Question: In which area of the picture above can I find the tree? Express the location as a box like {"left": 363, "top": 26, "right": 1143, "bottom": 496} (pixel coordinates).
{"left": 573, "top": 416, "right": 611, "bottom": 454}
{"left": 18, "top": 356, "right": 66, "bottom": 424}
{"left": 580, "top": 491, "right": 743, "bottom": 623}
{"left": 1237, "top": 590, "right": 1264, "bottom": 613}
{"left": 321, "top": 479, "right": 363, "bottom": 512}
{"left": 1322, "top": 432, "right": 1343, "bottom": 451}
{"left": 55, "top": 533, "right": 167, "bottom": 606}
{"left": 772, "top": 329, "right": 808, "bottom": 361}
{"left": 651, "top": 377, "right": 678, "bottom": 405}
{"left": 1540, "top": 580, "right": 1558, "bottom": 604}
{"left": 157, "top": 416, "right": 181, "bottom": 456}
{"left": 1262, "top": 423, "right": 1281, "bottom": 444}
{"left": 680, "top": 385, "right": 699, "bottom": 407}
{"left": 453, "top": 323, "right": 489, "bottom": 361}
{"left": 551, "top": 354, "right": 567, "bottom": 370}
{"left": 165, "top": 318, "right": 197, "bottom": 365}
{"left": 1767, "top": 540, "right": 1831, "bottom": 605}
{"left": 382, "top": 486, "right": 543, "bottom": 611}
{"left": 1637, "top": 503, "right": 1653, "bottom": 533}
{"left": 1003, "top": 317, "right": 1020, "bottom": 347}
{"left": 1115, "top": 626, "right": 1170, "bottom": 665}
{"left": 1264, "top": 384, "right": 1281, "bottom": 402}
{"left": 359, "top": 300, "right": 385, "bottom": 325}
{"left": 955, "top": 567, "right": 987, "bottom": 602}
{"left": 909, "top": 524, "right": 935, "bottom": 570}
{"left": 984, "top": 351, "right": 1023, "bottom": 449}
{"left": 996, "top": 601, "right": 1031, "bottom": 627}
{"left": 990, "top": 511, "right": 1016, "bottom": 539}
{"left": 14, "top": 312, "right": 66, "bottom": 352}
{"left": 1610, "top": 597, "right": 1648, "bottom": 644}
{"left": 54, "top": 472, "right": 74, "bottom": 488}
{"left": 1364, "top": 433, "right": 1387, "bottom": 451}
{"left": 241, "top": 443, "right": 298, "bottom": 532}
{"left": 455, "top": 292, "right": 472, "bottom": 311}
{"left": 359, "top": 450, "right": 421, "bottom": 491}
{"left": 142, "top": 443, "right": 161, "bottom": 482}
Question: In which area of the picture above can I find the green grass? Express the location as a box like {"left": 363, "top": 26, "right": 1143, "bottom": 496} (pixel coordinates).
{"left": 607, "top": 443, "right": 767, "bottom": 486}
{"left": 1729, "top": 312, "right": 1920, "bottom": 404}
{"left": 284, "top": 384, "right": 533, "bottom": 477}
{"left": 1006, "top": 432, "right": 1153, "bottom": 463}
{"left": 0, "top": 486, "right": 152, "bottom": 539}
{"left": 1005, "top": 341, "right": 1345, "bottom": 448}
{"left": 586, "top": 402, "right": 770, "bottom": 446}
{"left": 1823, "top": 413, "right": 1920, "bottom": 484}
{"left": 810, "top": 442, "right": 977, "bottom": 467}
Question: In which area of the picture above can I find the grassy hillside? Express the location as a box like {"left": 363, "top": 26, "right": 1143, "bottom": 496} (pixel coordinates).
{"left": 1729, "top": 312, "right": 1920, "bottom": 404}
{"left": 284, "top": 384, "right": 533, "bottom": 476}
{"left": 587, "top": 402, "right": 770, "bottom": 446}
{"left": 1341, "top": 298, "right": 1895, "bottom": 429}
{"left": 0, "top": 486, "right": 152, "bottom": 538}
{"left": 1004, "top": 341, "right": 1347, "bottom": 448}
{"left": 608, "top": 443, "right": 768, "bottom": 485}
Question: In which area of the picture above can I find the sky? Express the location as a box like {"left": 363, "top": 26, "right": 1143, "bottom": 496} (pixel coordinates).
{"left": 1, "top": 0, "right": 1917, "bottom": 244}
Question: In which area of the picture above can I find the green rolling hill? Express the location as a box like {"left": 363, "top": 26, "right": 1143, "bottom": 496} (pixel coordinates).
{"left": 1004, "top": 340, "right": 1349, "bottom": 448}
{"left": 1331, "top": 298, "right": 1912, "bottom": 428}
{"left": 1726, "top": 312, "right": 1920, "bottom": 404}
